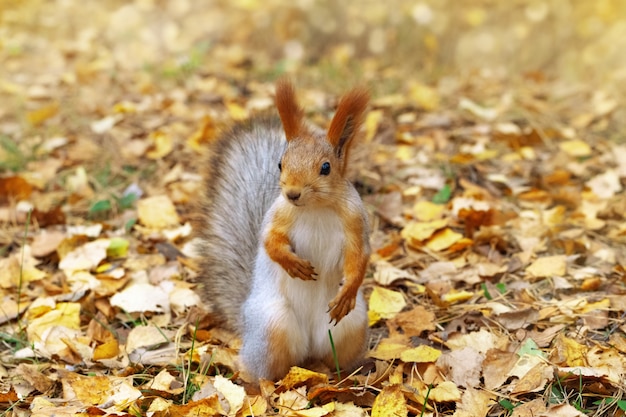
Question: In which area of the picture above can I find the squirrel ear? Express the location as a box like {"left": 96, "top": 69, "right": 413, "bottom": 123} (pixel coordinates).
{"left": 275, "top": 78, "right": 304, "bottom": 142}
{"left": 326, "top": 87, "right": 369, "bottom": 159}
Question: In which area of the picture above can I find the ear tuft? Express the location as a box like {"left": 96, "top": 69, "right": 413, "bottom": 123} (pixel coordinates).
{"left": 327, "top": 87, "right": 369, "bottom": 158}
{"left": 275, "top": 78, "right": 305, "bottom": 142}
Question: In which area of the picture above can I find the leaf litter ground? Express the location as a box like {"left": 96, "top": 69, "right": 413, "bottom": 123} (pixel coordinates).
{"left": 1, "top": 1, "right": 626, "bottom": 416}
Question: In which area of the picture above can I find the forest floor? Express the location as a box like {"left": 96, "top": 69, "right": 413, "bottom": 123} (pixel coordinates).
{"left": 1, "top": 1, "right": 626, "bottom": 416}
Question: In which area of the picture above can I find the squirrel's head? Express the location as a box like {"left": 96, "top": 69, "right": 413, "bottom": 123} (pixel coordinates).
{"left": 274, "top": 78, "right": 369, "bottom": 208}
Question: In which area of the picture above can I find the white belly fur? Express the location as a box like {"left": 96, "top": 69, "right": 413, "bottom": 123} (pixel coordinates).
{"left": 241, "top": 203, "right": 367, "bottom": 378}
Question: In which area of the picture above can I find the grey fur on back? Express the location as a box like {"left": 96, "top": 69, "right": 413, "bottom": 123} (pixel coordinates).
{"left": 196, "top": 116, "right": 286, "bottom": 333}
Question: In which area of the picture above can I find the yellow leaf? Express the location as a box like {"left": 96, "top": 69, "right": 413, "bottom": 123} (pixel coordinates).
{"left": 413, "top": 200, "right": 445, "bottom": 221}
{"left": 401, "top": 219, "right": 448, "bottom": 246}
{"left": 400, "top": 345, "right": 442, "bottom": 363}
{"left": 26, "top": 302, "right": 81, "bottom": 343}
{"left": 425, "top": 228, "right": 463, "bottom": 251}
{"left": 364, "top": 110, "right": 383, "bottom": 143}
{"left": 368, "top": 287, "right": 406, "bottom": 323}
{"left": 429, "top": 381, "right": 461, "bottom": 402}
{"left": 558, "top": 335, "right": 587, "bottom": 367}
{"left": 225, "top": 101, "right": 249, "bottom": 121}
{"left": 214, "top": 375, "right": 245, "bottom": 416}
{"left": 63, "top": 373, "right": 112, "bottom": 405}
{"left": 296, "top": 402, "right": 334, "bottom": 417}
{"left": 93, "top": 339, "right": 119, "bottom": 360}
{"left": 146, "top": 131, "right": 174, "bottom": 159}
{"left": 280, "top": 367, "right": 328, "bottom": 390}
{"left": 187, "top": 115, "right": 217, "bottom": 152}
{"left": 27, "top": 102, "right": 59, "bottom": 125}
{"left": 371, "top": 384, "right": 408, "bottom": 417}
{"left": 241, "top": 396, "right": 268, "bottom": 417}
{"left": 580, "top": 298, "right": 610, "bottom": 313}
{"left": 441, "top": 290, "right": 474, "bottom": 304}
{"left": 409, "top": 82, "right": 439, "bottom": 111}
{"left": 369, "top": 338, "right": 410, "bottom": 361}
{"left": 137, "top": 195, "right": 180, "bottom": 229}
{"left": 559, "top": 139, "right": 592, "bottom": 157}
{"left": 526, "top": 255, "right": 567, "bottom": 278}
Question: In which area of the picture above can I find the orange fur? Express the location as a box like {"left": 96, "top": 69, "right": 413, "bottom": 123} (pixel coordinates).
{"left": 265, "top": 207, "right": 316, "bottom": 280}
{"left": 266, "top": 322, "right": 295, "bottom": 379}
{"left": 327, "top": 87, "right": 369, "bottom": 173}
{"left": 324, "top": 321, "right": 367, "bottom": 370}
{"left": 275, "top": 78, "right": 305, "bottom": 141}
{"left": 328, "top": 208, "right": 369, "bottom": 323}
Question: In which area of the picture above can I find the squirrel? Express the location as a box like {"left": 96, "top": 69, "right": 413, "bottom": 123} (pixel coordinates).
{"left": 196, "top": 79, "right": 371, "bottom": 381}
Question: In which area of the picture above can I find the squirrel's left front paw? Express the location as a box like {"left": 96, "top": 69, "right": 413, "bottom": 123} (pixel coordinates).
{"left": 328, "top": 290, "right": 356, "bottom": 325}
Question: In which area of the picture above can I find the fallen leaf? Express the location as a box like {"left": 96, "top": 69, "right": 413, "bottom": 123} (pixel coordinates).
{"left": 368, "top": 287, "right": 406, "bottom": 324}
{"left": 280, "top": 367, "right": 328, "bottom": 390}
{"left": 371, "top": 384, "right": 408, "bottom": 417}
{"left": 400, "top": 345, "right": 442, "bottom": 363}
{"left": 389, "top": 305, "right": 436, "bottom": 336}
{"left": 425, "top": 228, "right": 464, "bottom": 251}
{"left": 137, "top": 195, "right": 181, "bottom": 229}
{"left": 526, "top": 255, "right": 567, "bottom": 278}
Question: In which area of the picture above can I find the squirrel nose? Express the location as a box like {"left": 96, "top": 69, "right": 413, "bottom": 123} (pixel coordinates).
{"left": 286, "top": 191, "right": 301, "bottom": 202}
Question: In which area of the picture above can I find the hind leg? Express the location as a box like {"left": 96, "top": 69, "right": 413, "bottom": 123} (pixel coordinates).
{"left": 241, "top": 299, "right": 307, "bottom": 381}
{"left": 322, "top": 292, "right": 368, "bottom": 373}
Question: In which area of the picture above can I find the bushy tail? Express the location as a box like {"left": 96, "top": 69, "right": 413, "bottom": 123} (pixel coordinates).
{"left": 195, "top": 116, "right": 285, "bottom": 333}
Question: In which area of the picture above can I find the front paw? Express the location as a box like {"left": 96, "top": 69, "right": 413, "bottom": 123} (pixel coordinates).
{"left": 281, "top": 255, "right": 317, "bottom": 281}
{"left": 328, "top": 289, "right": 357, "bottom": 325}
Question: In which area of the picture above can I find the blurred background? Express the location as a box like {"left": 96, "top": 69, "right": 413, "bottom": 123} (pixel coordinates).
{"left": 2, "top": 0, "right": 625, "bottom": 87}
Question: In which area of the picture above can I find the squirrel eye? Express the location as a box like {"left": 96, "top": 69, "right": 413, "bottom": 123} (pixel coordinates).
{"left": 320, "top": 162, "right": 331, "bottom": 176}
{"left": 278, "top": 162, "right": 282, "bottom": 172}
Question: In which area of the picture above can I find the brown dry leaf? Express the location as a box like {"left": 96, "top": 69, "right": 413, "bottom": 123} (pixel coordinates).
{"left": 371, "top": 384, "right": 408, "bottom": 417}
{"left": 437, "top": 347, "right": 484, "bottom": 388}
{"left": 540, "top": 403, "right": 587, "bottom": 417}
{"left": 482, "top": 349, "right": 518, "bottom": 390}
{"left": 511, "top": 398, "right": 548, "bottom": 417}
{"left": 373, "top": 260, "right": 416, "bottom": 286}
{"left": 452, "top": 387, "right": 494, "bottom": 417}
{"left": 510, "top": 361, "right": 553, "bottom": 394}
{"left": 16, "top": 364, "right": 55, "bottom": 394}
{"left": 0, "top": 175, "right": 34, "bottom": 202}
{"left": 389, "top": 305, "right": 436, "bottom": 336}
{"left": 495, "top": 308, "right": 540, "bottom": 330}
{"left": 31, "top": 230, "right": 67, "bottom": 257}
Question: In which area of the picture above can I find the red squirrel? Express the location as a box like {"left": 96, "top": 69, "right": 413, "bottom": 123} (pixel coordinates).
{"left": 197, "top": 79, "right": 370, "bottom": 380}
